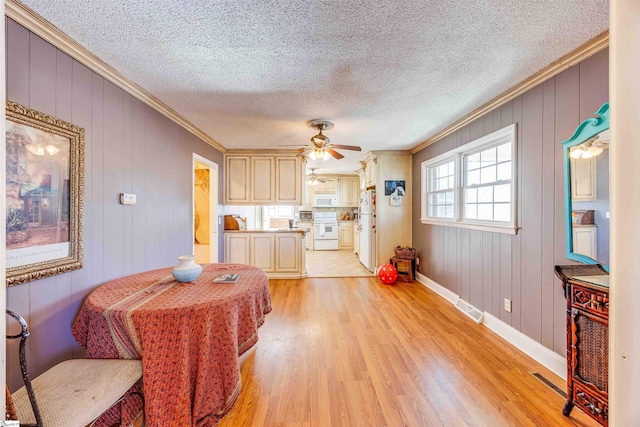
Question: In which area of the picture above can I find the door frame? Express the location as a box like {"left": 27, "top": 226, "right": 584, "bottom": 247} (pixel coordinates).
{"left": 192, "top": 153, "right": 219, "bottom": 263}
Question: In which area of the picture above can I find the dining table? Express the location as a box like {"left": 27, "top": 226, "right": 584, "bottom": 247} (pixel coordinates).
{"left": 71, "top": 263, "right": 272, "bottom": 427}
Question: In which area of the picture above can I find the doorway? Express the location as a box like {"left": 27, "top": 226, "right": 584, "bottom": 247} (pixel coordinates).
{"left": 193, "top": 154, "right": 218, "bottom": 264}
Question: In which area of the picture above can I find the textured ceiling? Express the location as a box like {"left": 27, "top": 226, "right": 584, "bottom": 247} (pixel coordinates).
{"left": 21, "top": 0, "right": 608, "bottom": 174}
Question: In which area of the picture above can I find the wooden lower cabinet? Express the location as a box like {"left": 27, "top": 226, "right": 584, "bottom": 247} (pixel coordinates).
{"left": 339, "top": 222, "right": 354, "bottom": 249}
{"left": 250, "top": 234, "right": 275, "bottom": 272}
{"left": 275, "top": 234, "right": 299, "bottom": 272}
{"left": 225, "top": 231, "right": 306, "bottom": 278}
{"left": 224, "top": 233, "right": 250, "bottom": 265}
{"left": 353, "top": 224, "right": 360, "bottom": 255}
{"left": 555, "top": 265, "right": 609, "bottom": 426}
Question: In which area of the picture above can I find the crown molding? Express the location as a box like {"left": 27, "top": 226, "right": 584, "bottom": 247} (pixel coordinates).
{"left": 411, "top": 30, "right": 610, "bottom": 154}
{"left": 5, "top": 0, "right": 226, "bottom": 153}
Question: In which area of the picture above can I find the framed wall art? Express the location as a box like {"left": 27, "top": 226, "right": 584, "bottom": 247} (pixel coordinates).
{"left": 384, "top": 180, "right": 406, "bottom": 196}
{"left": 5, "top": 100, "right": 85, "bottom": 287}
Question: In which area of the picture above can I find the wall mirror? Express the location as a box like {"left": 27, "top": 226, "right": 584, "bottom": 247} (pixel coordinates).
{"left": 561, "top": 103, "right": 609, "bottom": 270}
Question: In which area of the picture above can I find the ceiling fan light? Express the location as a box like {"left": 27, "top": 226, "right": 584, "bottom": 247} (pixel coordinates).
{"left": 311, "top": 148, "right": 328, "bottom": 161}
{"left": 580, "top": 150, "right": 593, "bottom": 159}
{"left": 45, "top": 144, "right": 60, "bottom": 155}
{"left": 569, "top": 147, "right": 583, "bottom": 159}
{"left": 307, "top": 178, "right": 318, "bottom": 186}
{"left": 26, "top": 144, "right": 45, "bottom": 156}
{"left": 589, "top": 146, "right": 603, "bottom": 157}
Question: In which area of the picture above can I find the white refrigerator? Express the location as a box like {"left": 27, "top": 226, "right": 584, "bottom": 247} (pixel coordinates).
{"left": 358, "top": 190, "right": 376, "bottom": 272}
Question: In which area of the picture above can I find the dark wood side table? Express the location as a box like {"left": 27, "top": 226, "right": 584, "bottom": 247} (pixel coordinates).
{"left": 390, "top": 257, "right": 414, "bottom": 282}
{"left": 554, "top": 264, "right": 609, "bottom": 426}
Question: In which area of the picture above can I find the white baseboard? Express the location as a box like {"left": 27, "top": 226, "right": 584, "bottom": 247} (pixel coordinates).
{"left": 415, "top": 273, "right": 566, "bottom": 380}
{"left": 482, "top": 313, "right": 566, "bottom": 380}
{"left": 415, "top": 272, "right": 458, "bottom": 304}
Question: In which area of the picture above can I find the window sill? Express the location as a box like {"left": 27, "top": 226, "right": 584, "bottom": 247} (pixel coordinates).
{"left": 420, "top": 218, "right": 518, "bottom": 235}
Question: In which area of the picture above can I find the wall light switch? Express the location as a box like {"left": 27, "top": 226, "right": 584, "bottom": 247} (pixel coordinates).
{"left": 120, "top": 193, "right": 137, "bottom": 205}
{"left": 606, "top": 211, "right": 610, "bottom": 219}
{"left": 504, "top": 298, "right": 512, "bottom": 313}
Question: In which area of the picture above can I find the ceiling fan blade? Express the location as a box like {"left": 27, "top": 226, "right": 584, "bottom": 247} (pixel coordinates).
{"left": 326, "top": 149, "right": 344, "bottom": 160}
{"left": 332, "top": 144, "right": 361, "bottom": 151}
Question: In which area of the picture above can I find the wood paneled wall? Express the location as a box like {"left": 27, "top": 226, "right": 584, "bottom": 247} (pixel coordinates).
{"left": 411, "top": 49, "right": 608, "bottom": 356}
{"left": 5, "top": 18, "right": 224, "bottom": 389}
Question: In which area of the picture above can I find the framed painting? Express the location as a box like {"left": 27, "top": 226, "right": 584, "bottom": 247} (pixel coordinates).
{"left": 384, "top": 180, "right": 406, "bottom": 196}
{"left": 5, "top": 100, "right": 85, "bottom": 286}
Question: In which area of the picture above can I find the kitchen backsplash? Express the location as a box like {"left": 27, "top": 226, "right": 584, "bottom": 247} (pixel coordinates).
{"left": 296, "top": 206, "right": 357, "bottom": 221}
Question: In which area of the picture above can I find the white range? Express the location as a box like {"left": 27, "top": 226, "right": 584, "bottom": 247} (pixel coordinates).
{"left": 313, "top": 212, "right": 339, "bottom": 250}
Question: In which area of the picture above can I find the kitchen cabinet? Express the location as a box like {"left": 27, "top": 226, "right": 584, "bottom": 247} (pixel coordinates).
{"left": 313, "top": 177, "right": 338, "bottom": 193}
{"left": 339, "top": 222, "right": 354, "bottom": 249}
{"left": 297, "top": 221, "right": 313, "bottom": 250}
{"left": 339, "top": 176, "right": 360, "bottom": 207}
{"left": 276, "top": 157, "right": 300, "bottom": 203}
{"left": 224, "top": 153, "right": 302, "bottom": 204}
{"left": 570, "top": 157, "right": 596, "bottom": 201}
{"left": 224, "top": 230, "right": 306, "bottom": 278}
{"left": 225, "top": 156, "right": 251, "bottom": 203}
{"left": 364, "top": 154, "right": 377, "bottom": 188}
{"left": 224, "top": 233, "right": 250, "bottom": 265}
{"left": 275, "top": 233, "right": 301, "bottom": 272}
{"left": 573, "top": 225, "right": 597, "bottom": 260}
{"left": 250, "top": 233, "right": 275, "bottom": 272}
{"left": 555, "top": 265, "right": 609, "bottom": 426}
{"left": 353, "top": 223, "right": 360, "bottom": 255}
{"left": 251, "top": 157, "right": 275, "bottom": 202}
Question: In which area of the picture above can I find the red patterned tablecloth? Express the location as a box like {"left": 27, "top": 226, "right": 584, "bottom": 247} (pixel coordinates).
{"left": 72, "top": 263, "right": 271, "bottom": 427}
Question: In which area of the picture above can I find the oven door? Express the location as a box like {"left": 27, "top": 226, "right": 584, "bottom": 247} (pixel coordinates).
{"left": 313, "top": 222, "right": 338, "bottom": 240}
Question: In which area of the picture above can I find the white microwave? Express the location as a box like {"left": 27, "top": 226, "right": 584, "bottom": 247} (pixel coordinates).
{"left": 313, "top": 194, "right": 338, "bottom": 207}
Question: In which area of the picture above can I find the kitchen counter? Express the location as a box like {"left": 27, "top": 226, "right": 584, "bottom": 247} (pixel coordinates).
{"left": 225, "top": 228, "right": 307, "bottom": 234}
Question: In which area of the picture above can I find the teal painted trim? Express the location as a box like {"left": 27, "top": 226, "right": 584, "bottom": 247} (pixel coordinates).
{"left": 561, "top": 102, "right": 609, "bottom": 270}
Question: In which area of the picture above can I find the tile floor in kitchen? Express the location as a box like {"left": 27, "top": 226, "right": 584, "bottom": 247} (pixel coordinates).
{"left": 305, "top": 249, "right": 374, "bottom": 277}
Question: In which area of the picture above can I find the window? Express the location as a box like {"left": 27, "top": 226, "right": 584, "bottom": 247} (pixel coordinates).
{"left": 421, "top": 124, "right": 517, "bottom": 234}
{"left": 426, "top": 159, "right": 456, "bottom": 219}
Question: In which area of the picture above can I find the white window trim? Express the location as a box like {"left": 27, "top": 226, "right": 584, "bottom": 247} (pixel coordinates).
{"left": 420, "top": 124, "right": 518, "bottom": 235}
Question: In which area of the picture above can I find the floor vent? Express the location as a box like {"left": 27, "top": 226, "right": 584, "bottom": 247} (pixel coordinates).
{"left": 454, "top": 299, "right": 484, "bottom": 323}
{"left": 531, "top": 372, "right": 567, "bottom": 398}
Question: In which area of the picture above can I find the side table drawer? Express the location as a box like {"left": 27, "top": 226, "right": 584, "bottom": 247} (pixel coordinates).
{"left": 570, "top": 284, "right": 609, "bottom": 317}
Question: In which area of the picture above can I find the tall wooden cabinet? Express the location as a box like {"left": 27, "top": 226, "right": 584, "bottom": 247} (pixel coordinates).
{"left": 555, "top": 264, "right": 609, "bottom": 426}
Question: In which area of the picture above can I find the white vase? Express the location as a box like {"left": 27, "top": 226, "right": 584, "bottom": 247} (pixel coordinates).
{"left": 171, "top": 255, "right": 202, "bottom": 282}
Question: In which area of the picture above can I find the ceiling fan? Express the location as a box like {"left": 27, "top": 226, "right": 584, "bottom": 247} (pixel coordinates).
{"left": 280, "top": 120, "right": 362, "bottom": 160}
{"left": 569, "top": 129, "right": 610, "bottom": 159}
{"left": 306, "top": 168, "right": 330, "bottom": 186}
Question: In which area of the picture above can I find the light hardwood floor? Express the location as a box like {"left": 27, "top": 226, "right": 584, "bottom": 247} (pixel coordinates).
{"left": 214, "top": 277, "right": 597, "bottom": 427}
{"left": 306, "top": 250, "right": 374, "bottom": 277}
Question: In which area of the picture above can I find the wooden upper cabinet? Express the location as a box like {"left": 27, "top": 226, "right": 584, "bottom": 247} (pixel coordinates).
{"left": 251, "top": 157, "right": 275, "bottom": 202}
{"left": 224, "top": 153, "right": 302, "bottom": 204}
{"left": 570, "top": 157, "right": 596, "bottom": 201}
{"left": 364, "top": 155, "right": 377, "bottom": 189}
{"left": 225, "top": 156, "right": 251, "bottom": 203}
{"left": 339, "top": 177, "right": 360, "bottom": 207}
{"left": 275, "top": 157, "right": 301, "bottom": 204}
{"left": 314, "top": 178, "right": 338, "bottom": 193}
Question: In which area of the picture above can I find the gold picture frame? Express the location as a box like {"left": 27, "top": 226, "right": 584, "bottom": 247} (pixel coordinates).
{"left": 5, "top": 100, "right": 84, "bottom": 287}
